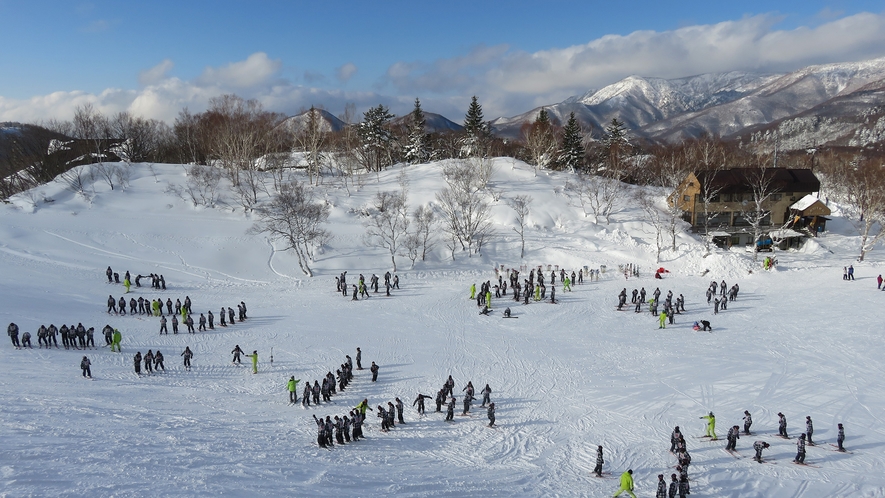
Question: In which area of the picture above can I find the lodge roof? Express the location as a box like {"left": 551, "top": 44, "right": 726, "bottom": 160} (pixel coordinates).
{"left": 694, "top": 168, "right": 820, "bottom": 194}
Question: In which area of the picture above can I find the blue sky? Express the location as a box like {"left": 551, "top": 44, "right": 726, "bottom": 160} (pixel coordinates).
{"left": 1, "top": 0, "right": 884, "bottom": 123}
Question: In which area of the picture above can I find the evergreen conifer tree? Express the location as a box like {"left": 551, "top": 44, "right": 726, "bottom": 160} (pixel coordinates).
{"left": 557, "top": 112, "right": 585, "bottom": 172}
{"left": 404, "top": 98, "right": 430, "bottom": 164}
{"left": 359, "top": 105, "right": 395, "bottom": 171}
{"left": 461, "top": 96, "right": 490, "bottom": 157}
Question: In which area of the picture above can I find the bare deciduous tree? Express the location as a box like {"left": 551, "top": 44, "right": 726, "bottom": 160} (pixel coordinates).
{"left": 363, "top": 191, "right": 410, "bottom": 271}
{"left": 636, "top": 188, "right": 666, "bottom": 263}
{"left": 831, "top": 156, "right": 885, "bottom": 261}
{"left": 293, "top": 106, "right": 328, "bottom": 186}
{"left": 184, "top": 164, "right": 223, "bottom": 207}
{"left": 739, "top": 168, "right": 779, "bottom": 261}
{"left": 412, "top": 204, "right": 437, "bottom": 261}
{"left": 249, "top": 180, "right": 331, "bottom": 277}
{"left": 435, "top": 161, "right": 494, "bottom": 257}
{"left": 565, "top": 173, "right": 624, "bottom": 224}
{"left": 508, "top": 195, "right": 532, "bottom": 259}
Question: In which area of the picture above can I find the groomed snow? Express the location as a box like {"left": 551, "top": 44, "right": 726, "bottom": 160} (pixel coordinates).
{"left": 1, "top": 160, "right": 883, "bottom": 497}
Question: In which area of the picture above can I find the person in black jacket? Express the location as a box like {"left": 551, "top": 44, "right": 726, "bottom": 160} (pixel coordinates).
{"left": 370, "top": 362, "right": 379, "bottom": 382}
{"left": 487, "top": 402, "right": 496, "bottom": 427}
{"left": 133, "top": 352, "right": 142, "bottom": 375}
{"left": 80, "top": 356, "right": 92, "bottom": 378}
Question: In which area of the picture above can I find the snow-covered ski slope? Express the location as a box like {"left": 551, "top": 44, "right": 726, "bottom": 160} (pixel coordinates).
{"left": 1, "top": 160, "right": 883, "bottom": 497}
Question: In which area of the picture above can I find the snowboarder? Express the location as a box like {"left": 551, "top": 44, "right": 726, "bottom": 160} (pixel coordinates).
{"left": 246, "top": 350, "right": 258, "bottom": 374}
{"left": 701, "top": 411, "right": 717, "bottom": 439}
{"left": 487, "top": 402, "right": 496, "bottom": 427}
{"left": 753, "top": 441, "right": 770, "bottom": 462}
{"left": 743, "top": 410, "right": 752, "bottom": 435}
{"left": 725, "top": 425, "right": 740, "bottom": 451}
{"left": 231, "top": 345, "right": 244, "bottom": 364}
{"left": 181, "top": 346, "right": 193, "bottom": 370}
{"left": 593, "top": 445, "right": 604, "bottom": 477}
{"left": 80, "top": 356, "right": 91, "bottom": 378}
{"left": 614, "top": 469, "right": 636, "bottom": 498}
{"left": 794, "top": 433, "right": 807, "bottom": 463}
{"left": 370, "top": 361, "right": 379, "bottom": 382}
{"left": 778, "top": 412, "right": 788, "bottom": 438}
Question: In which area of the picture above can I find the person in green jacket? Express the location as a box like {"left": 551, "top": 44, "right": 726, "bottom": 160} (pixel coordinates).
{"left": 658, "top": 310, "right": 667, "bottom": 329}
{"left": 287, "top": 376, "right": 300, "bottom": 404}
{"left": 470, "top": 283, "right": 476, "bottom": 299}
{"left": 123, "top": 277, "right": 131, "bottom": 293}
{"left": 701, "top": 411, "right": 717, "bottom": 439}
{"left": 111, "top": 329, "right": 122, "bottom": 352}
{"left": 246, "top": 350, "right": 258, "bottom": 374}
{"left": 613, "top": 469, "right": 636, "bottom": 498}
{"left": 485, "top": 290, "right": 492, "bottom": 310}
{"left": 355, "top": 398, "right": 369, "bottom": 416}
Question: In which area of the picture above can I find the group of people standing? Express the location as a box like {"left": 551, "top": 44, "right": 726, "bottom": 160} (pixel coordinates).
{"left": 336, "top": 271, "right": 400, "bottom": 300}
{"left": 8, "top": 322, "right": 108, "bottom": 350}
{"left": 106, "top": 266, "right": 167, "bottom": 290}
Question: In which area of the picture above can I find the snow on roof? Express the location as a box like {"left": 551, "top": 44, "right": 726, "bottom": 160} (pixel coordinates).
{"left": 790, "top": 194, "right": 820, "bottom": 211}
{"left": 770, "top": 228, "right": 805, "bottom": 239}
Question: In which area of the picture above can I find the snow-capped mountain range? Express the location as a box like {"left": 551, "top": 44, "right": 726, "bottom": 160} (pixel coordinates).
{"left": 490, "top": 57, "right": 885, "bottom": 150}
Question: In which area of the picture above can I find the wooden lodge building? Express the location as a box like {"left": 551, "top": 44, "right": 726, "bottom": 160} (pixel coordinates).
{"left": 672, "top": 168, "right": 830, "bottom": 249}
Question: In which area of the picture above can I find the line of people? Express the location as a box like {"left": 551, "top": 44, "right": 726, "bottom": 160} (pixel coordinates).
{"left": 7, "top": 322, "right": 118, "bottom": 350}
{"left": 336, "top": 271, "right": 401, "bottom": 300}
{"left": 106, "top": 267, "right": 167, "bottom": 290}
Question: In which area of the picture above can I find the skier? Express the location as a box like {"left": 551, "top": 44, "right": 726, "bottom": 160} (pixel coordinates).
{"left": 700, "top": 411, "right": 717, "bottom": 440}
{"left": 312, "top": 381, "right": 321, "bottom": 405}
{"left": 656, "top": 474, "right": 667, "bottom": 498}
{"left": 370, "top": 361, "right": 379, "bottom": 382}
{"left": 207, "top": 310, "right": 214, "bottom": 330}
{"left": 302, "top": 383, "right": 311, "bottom": 407}
{"left": 111, "top": 329, "right": 122, "bottom": 352}
{"left": 806, "top": 416, "right": 814, "bottom": 445}
{"left": 228, "top": 307, "right": 235, "bottom": 324}
{"left": 445, "top": 396, "right": 455, "bottom": 422}
{"left": 617, "top": 288, "right": 627, "bottom": 310}
{"left": 753, "top": 441, "right": 770, "bottom": 462}
{"left": 8, "top": 323, "right": 21, "bottom": 348}
{"left": 133, "top": 352, "right": 142, "bottom": 375}
{"left": 658, "top": 309, "right": 667, "bottom": 329}
{"left": 159, "top": 316, "right": 167, "bottom": 335}
{"left": 144, "top": 350, "right": 154, "bottom": 374}
{"left": 593, "top": 445, "right": 604, "bottom": 477}
{"left": 81, "top": 356, "right": 92, "bottom": 378}
{"left": 229, "top": 345, "right": 243, "bottom": 364}
{"left": 676, "top": 448, "right": 691, "bottom": 471}
{"left": 435, "top": 389, "right": 445, "bottom": 413}
{"left": 123, "top": 276, "right": 131, "bottom": 293}
{"left": 154, "top": 350, "right": 165, "bottom": 371}
{"left": 778, "top": 412, "right": 788, "bottom": 438}
{"left": 713, "top": 298, "right": 720, "bottom": 314}
{"left": 171, "top": 315, "right": 179, "bottom": 334}
{"left": 480, "top": 384, "right": 492, "bottom": 407}
{"left": 356, "top": 347, "right": 362, "bottom": 370}
{"left": 743, "top": 410, "right": 752, "bottom": 435}
{"left": 312, "top": 415, "right": 327, "bottom": 447}
{"left": 288, "top": 376, "right": 300, "bottom": 404}
{"left": 613, "top": 469, "right": 636, "bottom": 498}
{"left": 393, "top": 274, "right": 399, "bottom": 289}
{"left": 487, "top": 402, "right": 496, "bottom": 427}
{"left": 395, "top": 398, "right": 405, "bottom": 424}
{"left": 118, "top": 297, "right": 126, "bottom": 315}
{"left": 669, "top": 474, "right": 678, "bottom": 498}
{"left": 413, "top": 393, "right": 432, "bottom": 415}
{"left": 181, "top": 346, "right": 193, "bottom": 370}
{"left": 794, "top": 433, "right": 807, "bottom": 464}
{"left": 669, "top": 426, "right": 682, "bottom": 452}
{"left": 246, "top": 350, "right": 258, "bottom": 374}
{"left": 106, "top": 266, "right": 113, "bottom": 283}
{"left": 107, "top": 295, "right": 117, "bottom": 314}
{"left": 462, "top": 392, "right": 474, "bottom": 415}
{"left": 836, "top": 423, "right": 845, "bottom": 451}
{"left": 185, "top": 314, "right": 195, "bottom": 333}
{"left": 700, "top": 320, "right": 711, "bottom": 331}
{"left": 725, "top": 425, "right": 740, "bottom": 451}
{"left": 198, "top": 314, "right": 206, "bottom": 332}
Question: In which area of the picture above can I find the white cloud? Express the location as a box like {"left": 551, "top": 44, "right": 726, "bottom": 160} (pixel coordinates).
{"left": 3, "top": 12, "right": 885, "bottom": 125}
{"left": 138, "top": 59, "right": 175, "bottom": 86}
{"left": 197, "top": 52, "right": 282, "bottom": 89}
{"left": 335, "top": 63, "right": 358, "bottom": 83}
{"left": 385, "top": 12, "right": 885, "bottom": 117}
